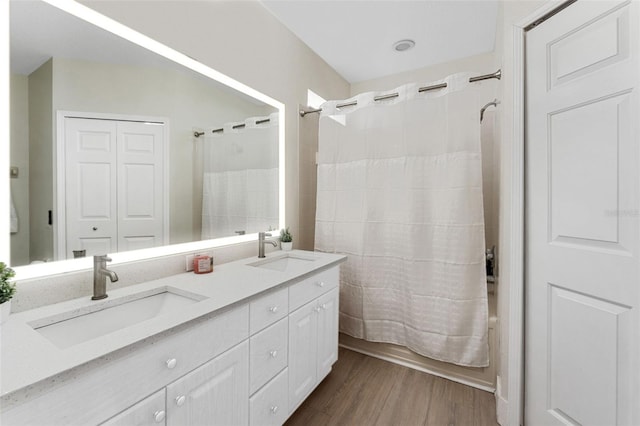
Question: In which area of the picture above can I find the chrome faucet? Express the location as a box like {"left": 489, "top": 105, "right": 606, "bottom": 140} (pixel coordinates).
{"left": 258, "top": 232, "right": 278, "bottom": 258}
{"left": 92, "top": 255, "right": 119, "bottom": 300}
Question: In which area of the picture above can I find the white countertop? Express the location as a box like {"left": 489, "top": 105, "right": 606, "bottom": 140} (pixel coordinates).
{"left": 0, "top": 250, "right": 346, "bottom": 402}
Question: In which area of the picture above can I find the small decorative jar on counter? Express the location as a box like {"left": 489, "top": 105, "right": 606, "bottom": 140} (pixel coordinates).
{"left": 193, "top": 255, "right": 214, "bottom": 274}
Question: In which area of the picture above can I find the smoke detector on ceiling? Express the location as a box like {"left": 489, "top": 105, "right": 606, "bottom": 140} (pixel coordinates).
{"left": 393, "top": 39, "right": 415, "bottom": 52}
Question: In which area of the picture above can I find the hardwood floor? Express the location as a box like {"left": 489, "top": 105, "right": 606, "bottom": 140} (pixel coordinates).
{"left": 285, "top": 347, "right": 499, "bottom": 426}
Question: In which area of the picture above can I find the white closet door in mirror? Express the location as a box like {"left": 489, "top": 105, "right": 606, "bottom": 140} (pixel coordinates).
{"left": 63, "top": 116, "right": 166, "bottom": 258}
{"left": 64, "top": 117, "right": 118, "bottom": 258}
{"left": 117, "top": 121, "right": 166, "bottom": 252}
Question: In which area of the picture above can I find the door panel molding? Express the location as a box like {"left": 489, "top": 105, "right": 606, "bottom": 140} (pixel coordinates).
{"left": 55, "top": 111, "right": 170, "bottom": 260}
{"left": 507, "top": 1, "right": 638, "bottom": 425}
{"left": 524, "top": 1, "right": 638, "bottom": 425}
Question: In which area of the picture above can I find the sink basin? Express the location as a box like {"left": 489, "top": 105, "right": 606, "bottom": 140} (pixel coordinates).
{"left": 248, "top": 254, "right": 317, "bottom": 272}
{"left": 31, "top": 287, "right": 205, "bottom": 349}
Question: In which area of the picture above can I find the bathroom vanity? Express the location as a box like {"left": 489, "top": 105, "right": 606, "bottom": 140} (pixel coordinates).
{"left": 0, "top": 250, "right": 345, "bottom": 425}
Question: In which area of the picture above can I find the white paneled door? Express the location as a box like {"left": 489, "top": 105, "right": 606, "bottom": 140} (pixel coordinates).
{"left": 64, "top": 118, "right": 118, "bottom": 257}
{"left": 116, "top": 121, "right": 165, "bottom": 252}
{"left": 525, "top": 1, "right": 639, "bottom": 425}
{"left": 63, "top": 116, "right": 166, "bottom": 258}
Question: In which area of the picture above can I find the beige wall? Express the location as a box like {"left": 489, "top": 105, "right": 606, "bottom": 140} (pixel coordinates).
{"left": 351, "top": 52, "right": 499, "bottom": 96}
{"left": 9, "top": 74, "right": 29, "bottom": 266}
{"left": 297, "top": 110, "right": 319, "bottom": 251}
{"left": 28, "top": 59, "right": 53, "bottom": 263}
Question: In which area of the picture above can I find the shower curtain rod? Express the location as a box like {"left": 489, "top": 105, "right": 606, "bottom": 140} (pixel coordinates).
{"left": 480, "top": 99, "right": 500, "bottom": 122}
{"left": 193, "top": 118, "right": 271, "bottom": 138}
{"left": 299, "top": 69, "right": 502, "bottom": 117}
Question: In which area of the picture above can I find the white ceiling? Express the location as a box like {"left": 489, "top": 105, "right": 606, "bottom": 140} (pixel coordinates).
{"left": 9, "top": 0, "right": 263, "bottom": 105}
{"left": 261, "top": 0, "right": 499, "bottom": 83}
{"left": 10, "top": 0, "right": 175, "bottom": 75}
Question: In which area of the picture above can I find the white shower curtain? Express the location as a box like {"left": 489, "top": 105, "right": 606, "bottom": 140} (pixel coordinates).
{"left": 202, "top": 113, "right": 279, "bottom": 239}
{"left": 314, "top": 73, "right": 489, "bottom": 367}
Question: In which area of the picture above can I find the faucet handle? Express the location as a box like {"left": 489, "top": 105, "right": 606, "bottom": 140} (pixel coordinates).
{"left": 94, "top": 254, "right": 112, "bottom": 262}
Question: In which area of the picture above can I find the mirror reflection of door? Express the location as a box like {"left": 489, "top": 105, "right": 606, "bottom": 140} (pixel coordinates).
{"left": 9, "top": 0, "right": 282, "bottom": 268}
{"left": 61, "top": 114, "right": 167, "bottom": 260}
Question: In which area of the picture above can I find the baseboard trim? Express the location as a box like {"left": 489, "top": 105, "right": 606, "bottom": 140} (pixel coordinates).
{"left": 339, "top": 341, "right": 496, "bottom": 393}
{"left": 495, "top": 376, "right": 509, "bottom": 426}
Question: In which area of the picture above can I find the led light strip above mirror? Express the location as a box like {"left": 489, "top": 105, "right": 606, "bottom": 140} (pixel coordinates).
{"left": 5, "top": 0, "right": 286, "bottom": 280}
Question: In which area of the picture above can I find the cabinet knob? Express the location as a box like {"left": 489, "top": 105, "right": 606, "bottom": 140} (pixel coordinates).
{"left": 321, "top": 303, "right": 327, "bottom": 310}
{"left": 270, "top": 350, "right": 278, "bottom": 358}
{"left": 92, "top": 227, "right": 98, "bottom": 231}
{"left": 153, "top": 410, "right": 166, "bottom": 423}
{"left": 316, "top": 281, "right": 325, "bottom": 288}
{"left": 314, "top": 306, "right": 321, "bottom": 313}
{"left": 270, "top": 405, "right": 279, "bottom": 414}
{"left": 175, "top": 395, "right": 186, "bottom": 407}
{"left": 269, "top": 306, "right": 278, "bottom": 313}
{"left": 166, "top": 358, "right": 178, "bottom": 369}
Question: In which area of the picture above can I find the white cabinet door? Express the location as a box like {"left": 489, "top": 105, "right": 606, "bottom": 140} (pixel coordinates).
{"left": 288, "top": 299, "right": 318, "bottom": 413}
{"left": 166, "top": 342, "right": 249, "bottom": 426}
{"left": 316, "top": 287, "right": 339, "bottom": 380}
{"left": 101, "top": 389, "right": 166, "bottom": 426}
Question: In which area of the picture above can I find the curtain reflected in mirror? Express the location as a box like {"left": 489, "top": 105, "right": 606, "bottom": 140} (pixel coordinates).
{"left": 200, "top": 113, "right": 279, "bottom": 239}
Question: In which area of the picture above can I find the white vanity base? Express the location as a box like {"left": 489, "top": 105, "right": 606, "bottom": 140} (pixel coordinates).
{"left": 0, "top": 251, "right": 345, "bottom": 426}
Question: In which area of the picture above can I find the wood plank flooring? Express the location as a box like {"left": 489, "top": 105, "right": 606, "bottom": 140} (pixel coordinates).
{"left": 285, "top": 347, "right": 499, "bottom": 426}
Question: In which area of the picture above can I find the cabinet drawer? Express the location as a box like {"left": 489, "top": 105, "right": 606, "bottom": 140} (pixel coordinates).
{"left": 250, "top": 368, "right": 288, "bottom": 426}
{"left": 250, "top": 287, "right": 288, "bottom": 334}
{"left": 289, "top": 267, "right": 339, "bottom": 311}
{"left": 250, "top": 317, "right": 288, "bottom": 394}
{"left": 2, "top": 305, "right": 249, "bottom": 426}
{"left": 101, "top": 389, "right": 166, "bottom": 426}
{"left": 144, "top": 305, "right": 248, "bottom": 387}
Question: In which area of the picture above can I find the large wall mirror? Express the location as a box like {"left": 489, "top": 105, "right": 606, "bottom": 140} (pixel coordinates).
{"left": 7, "top": 0, "right": 285, "bottom": 275}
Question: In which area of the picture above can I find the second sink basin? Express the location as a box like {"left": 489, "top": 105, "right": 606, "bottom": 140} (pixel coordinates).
{"left": 31, "top": 287, "right": 205, "bottom": 349}
{"left": 248, "top": 253, "right": 317, "bottom": 272}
